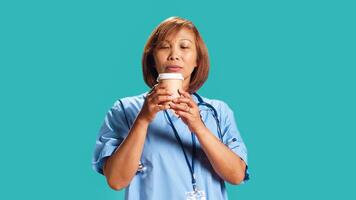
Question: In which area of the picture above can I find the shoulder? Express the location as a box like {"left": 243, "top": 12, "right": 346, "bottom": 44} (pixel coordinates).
{"left": 105, "top": 92, "right": 147, "bottom": 126}
{"left": 111, "top": 92, "right": 147, "bottom": 111}
{"left": 105, "top": 92, "right": 147, "bottom": 121}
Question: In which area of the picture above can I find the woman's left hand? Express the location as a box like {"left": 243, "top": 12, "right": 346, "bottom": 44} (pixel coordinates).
{"left": 169, "top": 89, "right": 205, "bottom": 133}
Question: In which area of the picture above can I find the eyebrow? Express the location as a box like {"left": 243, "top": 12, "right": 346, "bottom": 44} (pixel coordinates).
{"left": 180, "top": 39, "right": 193, "bottom": 43}
{"left": 163, "top": 39, "right": 193, "bottom": 43}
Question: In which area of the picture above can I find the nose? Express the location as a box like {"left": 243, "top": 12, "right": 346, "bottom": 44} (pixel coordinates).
{"left": 168, "top": 55, "right": 179, "bottom": 61}
{"left": 168, "top": 48, "right": 180, "bottom": 61}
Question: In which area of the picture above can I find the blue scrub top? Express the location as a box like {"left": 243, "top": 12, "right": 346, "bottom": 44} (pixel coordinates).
{"left": 92, "top": 92, "right": 250, "bottom": 200}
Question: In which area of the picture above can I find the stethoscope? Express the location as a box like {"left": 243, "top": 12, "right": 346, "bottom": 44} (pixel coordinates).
{"left": 192, "top": 92, "right": 224, "bottom": 141}
{"left": 137, "top": 92, "right": 238, "bottom": 177}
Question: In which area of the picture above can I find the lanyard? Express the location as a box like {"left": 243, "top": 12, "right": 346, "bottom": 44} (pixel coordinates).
{"left": 164, "top": 110, "right": 198, "bottom": 191}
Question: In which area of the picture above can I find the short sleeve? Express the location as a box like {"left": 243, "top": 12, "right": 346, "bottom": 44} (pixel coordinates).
{"left": 92, "top": 100, "right": 130, "bottom": 175}
{"left": 219, "top": 101, "right": 250, "bottom": 184}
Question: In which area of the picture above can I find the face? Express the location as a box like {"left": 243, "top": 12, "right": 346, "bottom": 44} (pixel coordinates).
{"left": 153, "top": 28, "right": 198, "bottom": 81}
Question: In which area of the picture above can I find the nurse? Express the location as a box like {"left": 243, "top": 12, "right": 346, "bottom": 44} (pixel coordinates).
{"left": 92, "top": 16, "right": 250, "bottom": 200}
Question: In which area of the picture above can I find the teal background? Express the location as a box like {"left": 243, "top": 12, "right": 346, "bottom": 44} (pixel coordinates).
{"left": 1, "top": 0, "right": 355, "bottom": 199}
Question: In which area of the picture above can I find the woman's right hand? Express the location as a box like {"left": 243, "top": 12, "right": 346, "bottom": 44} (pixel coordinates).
{"left": 137, "top": 84, "right": 174, "bottom": 123}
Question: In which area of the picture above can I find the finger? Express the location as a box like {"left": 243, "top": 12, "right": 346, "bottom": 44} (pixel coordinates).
{"left": 150, "top": 89, "right": 174, "bottom": 101}
{"left": 148, "top": 84, "right": 158, "bottom": 95}
{"left": 154, "top": 88, "right": 173, "bottom": 96}
{"left": 173, "top": 97, "right": 196, "bottom": 108}
{"left": 170, "top": 102, "right": 191, "bottom": 112}
{"left": 154, "top": 104, "right": 170, "bottom": 111}
{"left": 175, "top": 110, "right": 191, "bottom": 118}
{"left": 148, "top": 88, "right": 172, "bottom": 101}
{"left": 151, "top": 94, "right": 175, "bottom": 105}
{"left": 148, "top": 84, "right": 167, "bottom": 96}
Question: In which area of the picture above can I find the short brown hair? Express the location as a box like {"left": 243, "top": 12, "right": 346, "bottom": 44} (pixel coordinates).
{"left": 142, "top": 16, "right": 210, "bottom": 93}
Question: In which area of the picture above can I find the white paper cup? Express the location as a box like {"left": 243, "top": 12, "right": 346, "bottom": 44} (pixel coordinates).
{"left": 156, "top": 73, "right": 184, "bottom": 98}
{"left": 157, "top": 73, "right": 184, "bottom": 115}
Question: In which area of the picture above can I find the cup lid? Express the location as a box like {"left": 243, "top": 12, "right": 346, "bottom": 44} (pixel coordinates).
{"left": 156, "top": 73, "right": 184, "bottom": 82}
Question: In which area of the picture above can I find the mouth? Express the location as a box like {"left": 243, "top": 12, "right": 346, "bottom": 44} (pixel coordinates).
{"left": 165, "top": 65, "right": 183, "bottom": 72}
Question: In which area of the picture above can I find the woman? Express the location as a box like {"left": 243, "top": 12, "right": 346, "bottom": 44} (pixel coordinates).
{"left": 92, "top": 16, "right": 250, "bottom": 200}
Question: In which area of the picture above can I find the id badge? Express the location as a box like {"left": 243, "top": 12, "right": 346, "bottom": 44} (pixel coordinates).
{"left": 186, "top": 189, "right": 206, "bottom": 200}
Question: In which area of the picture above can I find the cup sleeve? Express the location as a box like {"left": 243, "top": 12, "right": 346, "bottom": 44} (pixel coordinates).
{"left": 92, "top": 100, "right": 129, "bottom": 175}
{"left": 219, "top": 101, "right": 250, "bottom": 184}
